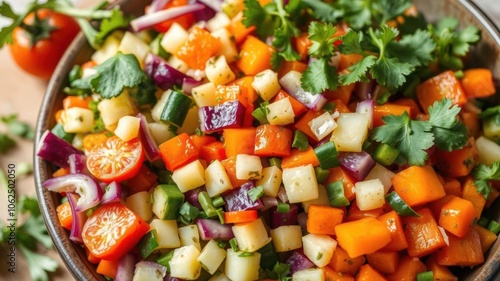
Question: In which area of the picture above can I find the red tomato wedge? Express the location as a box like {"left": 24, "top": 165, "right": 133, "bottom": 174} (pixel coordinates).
{"left": 82, "top": 202, "right": 149, "bottom": 260}
{"left": 87, "top": 136, "right": 144, "bottom": 183}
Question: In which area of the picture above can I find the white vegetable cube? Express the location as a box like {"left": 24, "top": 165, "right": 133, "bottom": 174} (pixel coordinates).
{"left": 179, "top": 224, "right": 201, "bottom": 251}
{"left": 255, "top": 166, "right": 282, "bottom": 197}
{"left": 292, "top": 268, "right": 325, "bottom": 281}
{"left": 126, "top": 191, "right": 153, "bottom": 222}
{"left": 151, "top": 90, "right": 172, "bottom": 122}
{"left": 114, "top": 116, "right": 141, "bottom": 142}
{"left": 118, "top": 31, "right": 151, "bottom": 64}
{"left": 169, "top": 245, "right": 202, "bottom": 280}
{"left": 207, "top": 12, "right": 231, "bottom": 31}
{"left": 148, "top": 122, "right": 175, "bottom": 145}
{"left": 192, "top": 82, "right": 217, "bottom": 107}
{"left": 236, "top": 154, "right": 263, "bottom": 180}
{"left": 160, "top": 22, "right": 188, "bottom": 54}
{"left": 282, "top": 164, "right": 319, "bottom": 203}
{"left": 251, "top": 69, "right": 281, "bottom": 101}
{"left": 149, "top": 219, "right": 181, "bottom": 249}
{"left": 205, "top": 56, "right": 236, "bottom": 85}
{"left": 330, "top": 113, "right": 370, "bottom": 152}
{"left": 211, "top": 28, "right": 238, "bottom": 63}
{"left": 168, "top": 55, "right": 190, "bottom": 73}
{"left": 197, "top": 239, "right": 227, "bottom": 274}
{"left": 270, "top": 225, "right": 302, "bottom": 252}
{"left": 308, "top": 112, "right": 338, "bottom": 141}
{"left": 232, "top": 218, "right": 271, "bottom": 252}
{"left": 266, "top": 97, "right": 295, "bottom": 125}
{"left": 91, "top": 31, "right": 123, "bottom": 64}
{"left": 177, "top": 105, "right": 200, "bottom": 135}
{"left": 225, "top": 249, "right": 261, "bottom": 281}
{"left": 364, "top": 163, "right": 395, "bottom": 194}
{"left": 98, "top": 92, "right": 136, "bottom": 131}
{"left": 205, "top": 160, "right": 233, "bottom": 197}
{"left": 172, "top": 160, "right": 206, "bottom": 192}
{"left": 302, "top": 233, "right": 337, "bottom": 267}
{"left": 133, "top": 262, "right": 166, "bottom": 281}
{"left": 354, "top": 179, "right": 385, "bottom": 211}
{"left": 476, "top": 136, "right": 500, "bottom": 165}
{"left": 208, "top": 272, "right": 231, "bottom": 281}
{"left": 61, "top": 107, "right": 94, "bottom": 133}
{"left": 302, "top": 184, "right": 329, "bottom": 212}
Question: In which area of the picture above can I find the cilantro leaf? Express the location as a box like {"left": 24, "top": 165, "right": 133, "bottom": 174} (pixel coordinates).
{"left": 431, "top": 123, "right": 468, "bottom": 152}
{"left": 301, "top": 58, "right": 340, "bottom": 93}
{"left": 307, "top": 22, "right": 337, "bottom": 58}
{"left": 89, "top": 52, "right": 149, "bottom": 99}
{"left": 94, "top": 9, "right": 130, "bottom": 47}
{"left": 387, "top": 29, "right": 436, "bottom": 66}
{"left": 372, "top": 112, "right": 434, "bottom": 166}
{"left": 373, "top": 0, "right": 413, "bottom": 24}
{"left": 427, "top": 99, "right": 468, "bottom": 151}
{"left": 19, "top": 244, "right": 58, "bottom": 281}
{"left": 0, "top": 133, "right": 16, "bottom": 154}
{"left": 472, "top": 161, "right": 500, "bottom": 199}
{"left": 1, "top": 114, "right": 35, "bottom": 139}
{"left": 427, "top": 99, "right": 461, "bottom": 128}
{"left": 339, "top": 55, "right": 376, "bottom": 85}
{"left": 242, "top": 0, "right": 273, "bottom": 38}
{"left": 267, "top": 262, "right": 292, "bottom": 281}
{"left": 339, "top": 30, "right": 366, "bottom": 55}
{"left": 334, "top": 0, "right": 411, "bottom": 29}
{"left": 452, "top": 25, "right": 480, "bottom": 56}
{"left": 301, "top": 0, "right": 342, "bottom": 22}
{"left": 371, "top": 56, "right": 414, "bottom": 91}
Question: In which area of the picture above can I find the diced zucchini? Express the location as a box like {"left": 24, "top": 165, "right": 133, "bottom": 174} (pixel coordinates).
{"left": 236, "top": 154, "right": 263, "bottom": 180}
{"left": 205, "top": 160, "right": 233, "bottom": 197}
{"left": 292, "top": 268, "right": 325, "bottom": 281}
{"left": 169, "top": 245, "right": 202, "bottom": 280}
{"left": 302, "top": 184, "right": 329, "bottom": 212}
{"left": 152, "top": 184, "right": 185, "bottom": 220}
{"left": 330, "top": 112, "right": 370, "bottom": 152}
{"left": 126, "top": 191, "right": 153, "bottom": 222}
{"left": 205, "top": 56, "right": 236, "bottom": 85}
{"left": 225, "top": 249, "right": 261, "bottom": 281}
{"left": 179, "top": 224, "right": 201, "bottom": 251}
{"left": 255, "top": 166, "right": 282, "bottom": 197}
{"left": 118, "top": 31, "right": 151, "bottom": 64}
{"left": 160, "top": 22, "right": 189, "bottom": 54}
{"left": 150, "top": 219, "right": 181, "bottom": 249}
{"left": 60, "top": 107, "right": 94, "bottom": 133}
{"left": 354, "top": 179, "right": 385, "bottom": 211}
{"left": 172, "top": 160, "right": 206, "bottom": 192}
{"left": 192, "top": 82, "right": 217, "bottom": 107}
{"left": 197, "top": 239, "right": 227, "bottom": 274}
{"left": 282, "top": 164, "right": 319, "bottom": 203}
{"left": 270, "top": 225, "right": 302, "bottom": 252}
{"left": 266, "top": 97, "right": 295, "bottom": 125}
{"left": 302, "top": 233, "right": 337, "bottom": 267}
{"left": 251, "top": 69, "right": 281, "bottom": 101}
{"left": 364, "top": 163, "right": 395, "bottom": 193}
{"left": 97, "top": 91, "right": 136, "bottom": 131}
{"left": 114, "top": 115, "right": 141, "bottom": 142}
{"left": 232, "top": 218, "right": 271, "bottom": 252}
{"left": 211, "top": 28, "right": 238, "bottom": 64}
{"left": 160, "top": 90, "right": 193, "bottom": 127}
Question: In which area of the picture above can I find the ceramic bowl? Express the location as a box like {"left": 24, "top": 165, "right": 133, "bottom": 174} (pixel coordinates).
{"left": 34, "top": 0, "right": 500, "bottom": 280}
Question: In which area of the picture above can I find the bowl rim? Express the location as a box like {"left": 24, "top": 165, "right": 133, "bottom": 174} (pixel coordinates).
{"left": 33, "top": 0, "right": 500, "bottom": 280}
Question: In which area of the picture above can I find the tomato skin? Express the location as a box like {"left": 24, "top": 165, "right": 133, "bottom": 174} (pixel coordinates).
{"left": 82, "top": 202, "right": 149, "bottom": 260}
{"left": 9, "top": 9, "right": 80, "bottom": 80}
{"left": 87, "top": 136, "right": 145, "bottom": 183}
{"left": 152, "top": 0, "right": 195, "bottom": 33}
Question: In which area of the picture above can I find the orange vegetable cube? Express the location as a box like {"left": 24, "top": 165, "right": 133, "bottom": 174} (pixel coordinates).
{"left": 254, "top": 124, "right": 293, "bottom": 157}
{"left": 323, "top": 267, "right": 355, "bottom": 281}
{"left": 377, "top": 211, "right": 409, "bottom": 252}
{"left": 280, "top": 146, "right": 319, "bottom": 169}
{"left": 386, "top": 255, "right": 426, "bottom": 281}
{"left": 461, "top": 68, "right": 496, "bottom": 98}
{"left": 435, "top": 227, "right": 484, "bottom": 267}
{"left": 277, "top": 60, "right": 308, "bottom": 78}
{"left": 403, "top": 208, "right": 447, "bottom": 258}
{"left": 325, "top": 167, "right": 357, "bottom": 202}
{"left": 472, "top": 224, "right": 498, "bottom": 253}
{"left": 438, "top": 195, "right": 477, "bottom": 238}
{"left": 176, "top": 26, "right": 221, "bottom": 70}
{"left": 425, "top": 256, "right": 458, "bottom": 281}
{"left": 236, "top": 35, "right": 274, "bottom": 75}
{"left": 56, "top": 201, "right": 73, "bottom": 230}
{"left": 223, "top": 128, "right": 256, "bottom": 157}
{"left": 227, "top": 12, "right": 256, "bottom": 45}
{"left": 328, "top": 246, "right": 366, "bottom": 276}
{"left": 158, "top": 133, "right": 199, "bottom": 171}
{"left": 355, "top": 264, "right": 388, "bottom": 281}
{"left": 462, "top": 177, "right": 486, "bottom": 219}
{"left": 294, "top": 110, "right": 323, "bottom": 142}
{"left": 416, "top": 70, "right": 467, "bottom": 113}
{"left": 435, "top": 136, "right": 478, "bottom": 177}
{"left": 306, "top": 205, "right": 344, "bottom": 236}
{"left": 200, "top": 141, "right": 227, "bottom": 163}
{"left": 96, "top": 259, "right": 119, "bottom": 279}
{"left": 366, "top": 251, "right": 399, "bottom": 274}
{"left": 221, "top": 156, "right": 247, "bottom": 188}
{"left": 373, "top": 103, "right": 411, "bottom": 128}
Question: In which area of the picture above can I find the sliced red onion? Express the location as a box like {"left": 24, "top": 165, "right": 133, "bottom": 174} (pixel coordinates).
{"left": 223, "top": 181, "right": 263, "bottom": 211}
{"left": 115, "top": 253, "right": 136, "bottom": 281}
{"left": 43, "top": 173, "right": 103, "bottom": 212}
{"left": 297, "top": 212, "right": 308, "bottom": 230}
{"left": 137, "top": 113, "right": 160, "bottom": 162}
{"left": 36, "top": 130, "right": 84, "bottom": 168}
{"left": 354, "top": 79, "right": 375, "bottom": 100}
{"left": 131, "top": 4, "right": 205, "bottom": 32}
{"left": 198, "top": 100, "right": 245, "bottom": 133}
{"left": 68, "top": 153, "right": 89, "bottom": 175}
{"left": 185, "top": 188, "right": 203, "bottom": 209}
{"left": 279, "top": 70, "right": 327, "bottom": 111}
{"left": 101, "top": 181, "right": 126, "bottom": 204}
{"left": 287, "top": 251, "right": 315, "bottom": 274}
{"left": 261, "top": 196, "right": 278, "bottom": 211}
{"left": 134, "top": 261, "right": 167, "bottom": 281}
{"left": 145, "top": 53, "right": 190, "bottom": 90}
{"left": 197, "top": 0, "right": 222, "bottom": 12}
{"left": 181, "top": 77, "right": 203, "bottom": 95}
{"left": 66, "top": 193, "right": 87, "bottom": 243}
{"left": 356, "top": 99, "right": 374, "bottom": 129}
{"left": 270, "top": 204, "right": 298, "bottom": 229}
{"left": 338, "top": 151, "right": 376, "bottom": 181}
{"left": 196, "top": 218, "right": 234, "bottom": 240}
{"left": 277, "top": 186, "right": 288, "bottom": 203}
{"left": 148, "top": 0, "right": 170, "bottom": 14}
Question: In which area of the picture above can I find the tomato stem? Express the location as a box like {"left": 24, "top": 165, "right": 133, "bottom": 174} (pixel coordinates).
{"left": 20, "top": 10, "right": 57, "bottom": 48}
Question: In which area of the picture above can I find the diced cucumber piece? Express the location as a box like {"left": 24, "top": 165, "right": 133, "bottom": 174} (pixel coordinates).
{"left": 138, "top": 230, "right": 159, "bottom": 259}
{"left": 152, "top": 184, "right": 185, "bottom": 220}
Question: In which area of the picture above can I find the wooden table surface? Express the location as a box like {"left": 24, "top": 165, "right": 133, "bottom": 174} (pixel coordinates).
{"left": 0, "top": 1, "right": 498, "bottom": 280}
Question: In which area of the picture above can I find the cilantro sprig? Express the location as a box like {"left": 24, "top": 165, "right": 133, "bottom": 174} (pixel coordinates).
{"left": 0, "top": 115, "right": 34, "bottom": 154}
{"left": 372, "top": 98, "right": 468, "bottom": 166}
{"left": 472, "top": 161, "right": 500, "bottom": 199}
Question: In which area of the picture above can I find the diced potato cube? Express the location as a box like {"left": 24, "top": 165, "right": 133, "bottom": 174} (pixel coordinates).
{"left": 266, "top": 97, "right": 295, "bottom": 125}
{"left": 255, "top": 166, "right": 282, "bottom": 197}
{"left": 151, "top": 90, "right": 172, "bottom": 122}
{"left": 354, "top": 179, "right": 385, "bottom": 211}
{"left": 126, "top": 191, "right": 153, "bottom": 222}
{"left": 208, "top": 272, "right": 231, "bottom": 281}
{"left": 114, "top": 116, "right": 141, "bottom": 142}
{"left": 172, "top": 160, "right": 206, "bottom": 192}
{"left": 97, "top": 92, "right": 136, "bottom": 131}
{"left": 225, "top": 249, "right": 261, "bottom": 281}
{"left": 160, "top": 22, "right": 188, "bottom": 54}
{"left": 302, "top": 233, "right": 337, "bottom": 267}
{"left": 251, "top": 69, "right": 281, "bottom": 101}
{"left": 292, "top": 268, "right": 325, "bottom": 281}
{"left": 148, "top": 122, "right": 175, "bottom": 145}
{"left": 118, "top": 31, "right": 151, "bottom": 64}
{"left": 302, "top": 184, "right": 329, "bottom": 212}
{"left": 364, "top": 163, "right": 395, "bottom": 194}
{"left": 330, "top": 113, "right": 370, "bottom": 152}
{"left": 282, "top": 164, "right": 319, "bottom": 203}
{"left": 211, "top": 28, "right": 238, "bottom": 63}
{"left": 192, "top": 82, "right": 217, "bottom": 107}
{"left": 205, "top": 160, "right": 233, "bottom": 197}
{"left": 169, "top": 245, "right": 202, "bottom": 280}
{"left": 232, "top": 218, "right": 271, "bottom": 252}
{"left": 168, "top": 55, "right": 190, "bottom": 73}
{"left": 476, "top": 136, "right": 500, "bottom": 165}
{"left": 197, "top": 239, "right": 227, "bottom": 274}
{"left": 61, "top": 107, "right": 94, "bottom": 133}
{"left": 91, "top": 31, "right": 123, "bottom": 64}
{"left": 207, "top": 12, "right": 231, "bottom": 31}
{"left": 150, "top": 219, "right": 181, "bottom": 249}
{"left": 308, "top": 112, "right": 338, "bottom": 141}
{"left": 179, "top": 225, "right": 201, "bottom": 251}
{"left": 205, "top": 56, "right": 236, "bottom": 85}
{"left": 177, "top": 105, "right": 200, "bottom": 135}
{"left": 236, "top": 154, "right": 263, "bottom": 180}
{"left": 270, "top": 225, "right": 302, "bottom": 252}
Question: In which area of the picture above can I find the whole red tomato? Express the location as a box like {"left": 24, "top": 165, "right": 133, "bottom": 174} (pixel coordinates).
{"left": 9, "top": 9, "right": 80, "bottom": 80}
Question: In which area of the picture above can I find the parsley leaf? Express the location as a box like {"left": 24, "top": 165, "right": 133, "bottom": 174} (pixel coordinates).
{"left": 472, "top": 161, "right": 500, "bottom": 199}
{"left": 89, "top": 52, "right": 150, "bottom": 99}
{"left": 301, "top": 58, "right": 339, "bottom": 94}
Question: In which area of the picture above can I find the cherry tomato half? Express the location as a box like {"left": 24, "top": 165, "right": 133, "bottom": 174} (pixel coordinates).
{"left": 82, "top": 202, "right": 149, "bottom": 260}
{"left": 9, "top": 9, "right": 80, "bottom": 80}
{"left": 87, "top": 136, "right": 144, "bottom": 183}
